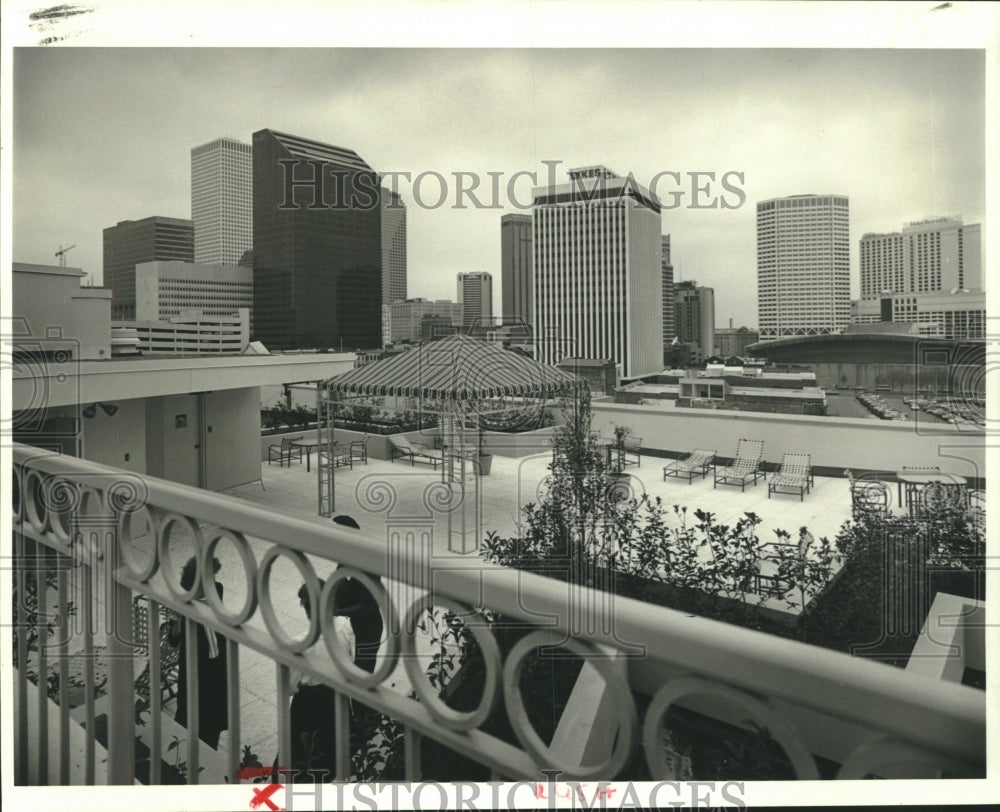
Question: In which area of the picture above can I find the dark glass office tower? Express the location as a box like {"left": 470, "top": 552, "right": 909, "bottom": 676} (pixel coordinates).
{"left": 103, "top": 216, "right": 194, "bottom": 320}
{"left": 252, "top": 129, "right": 382, "bottom": 350}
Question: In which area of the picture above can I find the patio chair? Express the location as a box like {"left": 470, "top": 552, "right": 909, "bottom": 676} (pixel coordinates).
{"left": 268, "top": 435, "right": 303, "bottom": 467}
{"left": 389, "top": 436, "right": 443, "bottom": 469}
{"left": 132, "top": 596, "right": 180, "bottom": 705}
{"left": 845, "top": 469, "right": 889, "bottom": 517}
{"left": 663, "top": 449, "right": 716, "bottom": 483}
{"left": 322, "top": 441, "right": 353, "bottom": 469}
{"left": 622, "top": 435, "right": 642, "bottom": 468}
{"left": 768, "top": 453, "right": 812, "bottom": 501}
{"left": 713, "top": 439, "right": 764, "bottom": 491}
{"left": 350, "top": 434, "right": 368, "bottom": 465}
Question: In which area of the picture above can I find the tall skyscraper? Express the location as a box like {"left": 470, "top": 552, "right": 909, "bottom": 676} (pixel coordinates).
{"left": 191, "top": 137, "right": 253, "bottom": 265}
{"left": 381, "top": 190, "right": 407, "bottom": 306}
{"left": 674, "top": 280, "right": 715, "bottom": 362}
{"left": 661, "top": 235, "right": 675, "bottom": 346}
{"left": 501, "top": 213, "right": 532, "bottom": 325}
{"left": 757, "top": 194, "right": 850, "bottom": 341}
{"left": 252, "top": 129, "right": 382, "bottom": 350}
{"left": 860, "top": 217, "right": 981, "bottom": 299}
{"left": 532, "top": 165, "right": 662, "bottom": 377}
{"left": 103, "top": 216, "right": 194, "bottom": 320}
{"left": 457, "top": 272, "right": 493, "bottom": 328}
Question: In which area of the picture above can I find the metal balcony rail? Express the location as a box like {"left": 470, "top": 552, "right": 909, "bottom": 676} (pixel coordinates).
{"left": 10, "top": 443, "right": 985, "bottom": 785}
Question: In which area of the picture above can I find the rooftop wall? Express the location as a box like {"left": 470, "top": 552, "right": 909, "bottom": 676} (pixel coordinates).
{"left": 591, "top": 401, "right": 985, "bottom": 479}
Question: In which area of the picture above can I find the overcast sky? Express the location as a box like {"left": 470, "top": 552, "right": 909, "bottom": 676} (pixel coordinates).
{"left": 12, "top": 47, "right": 985, "bottom": 329}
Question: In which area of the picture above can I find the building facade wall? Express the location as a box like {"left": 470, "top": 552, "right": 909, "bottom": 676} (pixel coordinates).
{"left": 675, "top": 281, "right": 715, "bottom": 362}
{"left": 851, "top": 290, "right": 986, "bottom": 339}
{"left": 103, "top": 217, "right": 194, "bottom": 321}
{"left": 661, "top": 235, "right": 675, "bottom": 345}
{"left": 860, "top": 218, "right": 982, "bottom": 301}
{"left": 501, "top": 213, "right": 533, "bottom": 325}
{"left": 532, "top": 168, "right": 663, "bottom": 378}
{"left": 381, "top": 191, "right": 407, "bottom": 306}
{"left": 715, "top": 327, "right": 760, "bottom": 358}
{"left": 12, "top": 263, "right": 112, "bottom": 360}
{"left": 457, "top": 272, "right": 493, "bottom": 328}
{"left": 191, "top": 137, "right": 253, "bottom": 266}
{"left": 134, "top": 260, "right": 253, "bottom": 321}
{"left": 252, "top": 128, "right": 382, "bottom": 350}
{"left": 382, "top": 298, "right": 462, "bottom": 345}
{"left": 757, "top": 194, "right": 850, "bottom": 341}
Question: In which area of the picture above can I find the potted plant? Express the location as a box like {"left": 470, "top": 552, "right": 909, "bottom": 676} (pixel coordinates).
{"left": 475, "top": 427, "right": 493, "bottom": 476}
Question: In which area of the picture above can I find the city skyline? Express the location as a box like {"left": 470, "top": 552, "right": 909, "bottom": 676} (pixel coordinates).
{"left": 12, "top": 47, "right": 985, "bottom": 331}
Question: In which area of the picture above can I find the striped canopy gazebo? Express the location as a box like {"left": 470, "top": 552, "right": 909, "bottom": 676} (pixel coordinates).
{"left": 317, "top": 334, "right": 584, "bottom": 551}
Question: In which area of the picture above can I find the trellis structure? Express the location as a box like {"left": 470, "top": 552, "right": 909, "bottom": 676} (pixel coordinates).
{"left": 318, "top": 334, "right": 584, "bottom": 552}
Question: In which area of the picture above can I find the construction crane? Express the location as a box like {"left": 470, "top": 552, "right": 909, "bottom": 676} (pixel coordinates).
{"left": 55, "top": 244, "right": 76, "bottom": 267}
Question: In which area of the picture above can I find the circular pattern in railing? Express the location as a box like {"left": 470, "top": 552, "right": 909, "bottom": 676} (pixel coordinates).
{"left": 105, "top": 476, "right": 149, "bottom": 516}
{"left": 11, "top": 464, "right": 22, "bottom": 529}
{"left": 319, "top": 567, "right": 398, "bottom": 689}
{"left": 22, "top": 468, "right": 48, "bottom": 534}
{"left": 157, "top": 512, "right": 204, "bottom": 602}
{"left": 642, "top": 676, "right": 819, "bottom": 780}
{"left": 43, "top": 476, "right": 82, "bottom": 547}
{"left": 503, "top": 631, "right": 638, "bottom": 779}
{"left": 119, "top": 503, "right": 159, "bottom": 581}
{"left": 401, "top": 595, "right": 501, "bottom": 732}
{"left": 203, "top": 527, "right": 258, "bottom": 626}
{"left": 837, "top": 738, "right": 978, "bottom": 779}
{"left": 257, "top": 545, "right": 319, "bottom": 654}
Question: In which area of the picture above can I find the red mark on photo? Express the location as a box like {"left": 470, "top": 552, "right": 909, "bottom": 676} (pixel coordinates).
{"left": 249, "top": 782, "right": 284, "bottom": 811}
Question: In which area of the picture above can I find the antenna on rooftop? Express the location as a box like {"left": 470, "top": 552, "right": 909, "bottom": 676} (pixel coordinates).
{"left": 55, "top": 244, "right": 76, "bottom": 267}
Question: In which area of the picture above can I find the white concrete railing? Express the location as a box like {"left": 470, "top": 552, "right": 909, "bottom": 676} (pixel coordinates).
{"left": 11, "top": 443, "right": 985, "bottom": 784}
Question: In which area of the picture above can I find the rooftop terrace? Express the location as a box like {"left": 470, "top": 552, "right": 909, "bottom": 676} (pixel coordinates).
{"left": 10, "top": 437, "right": 987, "bottom": 796}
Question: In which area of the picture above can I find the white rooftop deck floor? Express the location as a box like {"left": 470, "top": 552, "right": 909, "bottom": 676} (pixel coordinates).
{"left": 209, "top": 451, "right": 857, "bottom": 770}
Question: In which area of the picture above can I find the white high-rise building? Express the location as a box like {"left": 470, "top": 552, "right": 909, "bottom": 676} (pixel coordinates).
{"left": 532, "top": 165, "right": 662, "bottom": 377}
{"left": 381, "top": 190, "right": 407, "bottom": 306}
{"left": 457, "top": 272, "right": 493, "bottom": 328}
{"left": 860, "top": 217, "right": 981, "bottom": 300}
{"left": 757, "top": 194, "right": 850, "bottom": 341}
{"left": 191, "top": 137, "right": 253, "bottom": 266}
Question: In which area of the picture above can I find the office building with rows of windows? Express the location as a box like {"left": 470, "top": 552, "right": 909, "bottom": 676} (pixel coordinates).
{"left": 191, "top": 137, "right": 253, "bottom": 266}
{"left": 131, "top": 260, "right": 253, "bottom": 322}
{"left": 457, "top": 271, "right": 493, "bottom": 329}
{"left": 860, "top": 217, "right": 981, "bottom": 299}
{"left": 501, "top": 213, "right": 533, "bottom": 326}
{"left": 674, "top": 280, "right": 715, "bottom": 363}
{"left": 381, "top": 190, "right": 407, "bottom": 306}
{"left": 103, "top": 216, "right": 194, "bottom": 321}
{"left": 382, "top": 298, "right": 462, "bottom": 346}
{"left": 532, "top": 166, "right": 663, "bottom": 378}
{"left": 661, "top": 234, "right": 676, "bottom": 348}
{"left": 252, "top": 129, "right": 382, "bottom": 350}
{"left": 756, "top": 194, "right": 850, "bottom": 342}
